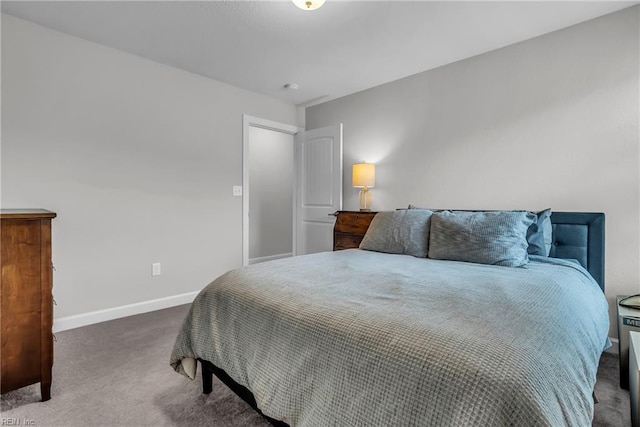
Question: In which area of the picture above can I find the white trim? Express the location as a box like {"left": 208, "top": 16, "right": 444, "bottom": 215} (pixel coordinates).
{"left": 242, "top": 114, "right": 301, "bottom": 267}
{"left": 248, "top": 252, "right": 293, "bottom": 265}
{"left": 53, "top": 291, "right": 199, "bottom": 332}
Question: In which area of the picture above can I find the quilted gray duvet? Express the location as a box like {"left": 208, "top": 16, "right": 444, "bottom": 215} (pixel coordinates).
{"left": 170, "top": 249, "right": 610, "bottom": 426}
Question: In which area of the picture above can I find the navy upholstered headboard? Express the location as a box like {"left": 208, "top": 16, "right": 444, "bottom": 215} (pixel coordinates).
{"left": 549, "top": 212, "right": 605, "bottom": 292}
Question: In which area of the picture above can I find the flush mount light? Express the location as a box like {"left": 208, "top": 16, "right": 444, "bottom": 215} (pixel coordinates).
{"left": 292, "top": 0, "right": 326, "bottom": 11}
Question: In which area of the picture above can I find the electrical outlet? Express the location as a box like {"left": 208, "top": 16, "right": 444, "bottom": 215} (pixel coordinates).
{"left": 233, "top": 186, "right": 243, "bottom": 196}
{"left": 152, "top": 263, "right": 161, "bottom": 276}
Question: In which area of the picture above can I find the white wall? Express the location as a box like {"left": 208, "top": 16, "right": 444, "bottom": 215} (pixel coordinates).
{"left": 1, "top": 15, "right": 299, "bottom": 324}
{"left": 307, "top": 6, "right": 640, "bottom": 337}
{"left": 248, "top": 126, "right": 294, "bottom": 261}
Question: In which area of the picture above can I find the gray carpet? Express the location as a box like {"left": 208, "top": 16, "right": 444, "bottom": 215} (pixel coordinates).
{"left": 0, "top": 304, "right": 630, "bottom": 426}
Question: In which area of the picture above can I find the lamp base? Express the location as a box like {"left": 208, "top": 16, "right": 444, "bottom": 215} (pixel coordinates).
{"left": 358, "top": 187, "right": 371, "bottom": 211}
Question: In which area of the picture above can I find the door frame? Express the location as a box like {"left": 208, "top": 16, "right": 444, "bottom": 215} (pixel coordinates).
{"left": 242, "top": 115, "right": 301, "bottom": 267}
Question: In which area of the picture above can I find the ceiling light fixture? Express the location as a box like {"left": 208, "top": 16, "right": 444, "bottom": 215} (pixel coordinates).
{"left": 292, "top": 0, "right": 326, "bottom": 11}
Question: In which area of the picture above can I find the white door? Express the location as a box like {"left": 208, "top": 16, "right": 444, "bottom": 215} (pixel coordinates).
{"left": 294, "top": 124, "right": 343, "bottom": 255}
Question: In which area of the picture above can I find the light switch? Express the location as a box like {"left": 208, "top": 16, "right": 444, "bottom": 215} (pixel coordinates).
{"left": 152, "top": 263, "right": 161, "bottom": 276}
{"left": 233, "top": 186, "right": 243, "bottom": 196}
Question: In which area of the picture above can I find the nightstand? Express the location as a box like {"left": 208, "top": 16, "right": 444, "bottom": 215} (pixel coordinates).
{"left": 618, "top": 295, "right": 640, "bottom": 389}
{"left": 333, "top": 211, "right": 377, "bottom": 251}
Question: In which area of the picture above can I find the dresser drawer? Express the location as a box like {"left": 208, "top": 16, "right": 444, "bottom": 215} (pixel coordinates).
{"left": 333, "top": 211, "right": 377, "bottom": 251}
{"left": 334, "top": 212, "right": 377, "bottom": 234}
{"left": 334, "top": 232, "right": 365, "bottom": 250}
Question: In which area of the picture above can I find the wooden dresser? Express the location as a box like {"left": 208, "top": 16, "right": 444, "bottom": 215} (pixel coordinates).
{"left": 1, "top": 209, "right": 56, "bottom": 401}
{"left": 333, "top": 211, "right": 377, "bottom": 251}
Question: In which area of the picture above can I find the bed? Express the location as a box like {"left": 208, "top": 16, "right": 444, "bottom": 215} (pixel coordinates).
{"left": 170, "top": 210, "right": 609, "bottom": 426}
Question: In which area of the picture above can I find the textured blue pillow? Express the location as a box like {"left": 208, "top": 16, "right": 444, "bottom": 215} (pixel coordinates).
{"left": 428, "top": 210, "right": 536, "bottom": 267}
{"left": 359, "top": 210, "right": 433, "bottom": 258}
{"left": 527, "top": 209, "right": 552, "bottom": 256}
{"left": 410, "top": 205, "right": 553, "bottom": 257}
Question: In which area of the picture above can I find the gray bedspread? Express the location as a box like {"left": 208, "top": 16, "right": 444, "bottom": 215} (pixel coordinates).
{"left": 170, "top": 249, "right": 610, "bottom": 426}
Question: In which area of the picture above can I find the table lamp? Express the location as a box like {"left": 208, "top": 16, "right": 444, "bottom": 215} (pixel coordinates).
{"left": 352, "top": 162, "right": 376, "bottom": 211}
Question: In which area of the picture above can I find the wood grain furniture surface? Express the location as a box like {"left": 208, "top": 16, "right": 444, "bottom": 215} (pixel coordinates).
{"left": 333, "top": 211, "right": 377, "bottom": 250}
{"left": 1, "top": 209, "right": 56, "bottom": 401}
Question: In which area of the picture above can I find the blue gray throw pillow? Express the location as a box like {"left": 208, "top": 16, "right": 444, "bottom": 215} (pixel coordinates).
{"left": 428, "top": 210, "right": 536, "bottom": 267}
{"left": 410, "top": 205, "right": 553, "bottom": 257}
{"left": 527, "top": 209, "right": 552, "bottom": 256}
{"left": 359, "top": 210, "right": 433, "bottom": 258}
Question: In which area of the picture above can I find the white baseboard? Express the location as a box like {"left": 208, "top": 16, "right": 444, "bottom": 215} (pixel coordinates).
{"left": 53, "top": 290, "right": 199, "bottom": 333}
{"left": 249, "top": 252, "right": 293, "bottom": 265}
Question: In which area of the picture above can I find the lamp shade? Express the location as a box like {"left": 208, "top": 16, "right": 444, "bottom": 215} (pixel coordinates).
{"left": 352, "top": 162, "right": 375, "bottom": 188}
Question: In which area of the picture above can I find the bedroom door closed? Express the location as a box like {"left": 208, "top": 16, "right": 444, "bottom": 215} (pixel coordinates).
{"left": 294, "top": 124, "right": 343, "bottom": 255}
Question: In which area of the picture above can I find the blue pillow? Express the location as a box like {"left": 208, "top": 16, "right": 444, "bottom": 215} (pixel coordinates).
{"left": 527, "top": 209, "right": 552, "bottom": 256}
{"left": 360, "top": 210, "right": 433, "bottom": 258}
{"left": 410, "top": 205, "right": 553, "bottom": 257}
{"left": 428, "top": 210, "right": 536, "bottom": 267}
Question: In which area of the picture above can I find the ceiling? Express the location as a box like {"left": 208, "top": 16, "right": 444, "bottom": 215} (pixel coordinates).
{"left": 2, "top": 1, "right": 637, "bottom": 107}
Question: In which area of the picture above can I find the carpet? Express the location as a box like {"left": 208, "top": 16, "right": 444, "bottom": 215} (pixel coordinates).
{"left": 0, "top": 304, "right": 630, "bottom": 426}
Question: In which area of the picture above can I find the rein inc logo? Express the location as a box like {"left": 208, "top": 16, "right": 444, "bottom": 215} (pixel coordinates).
{"left": 1, "top": 419, "right": 35, "bottom": 426}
